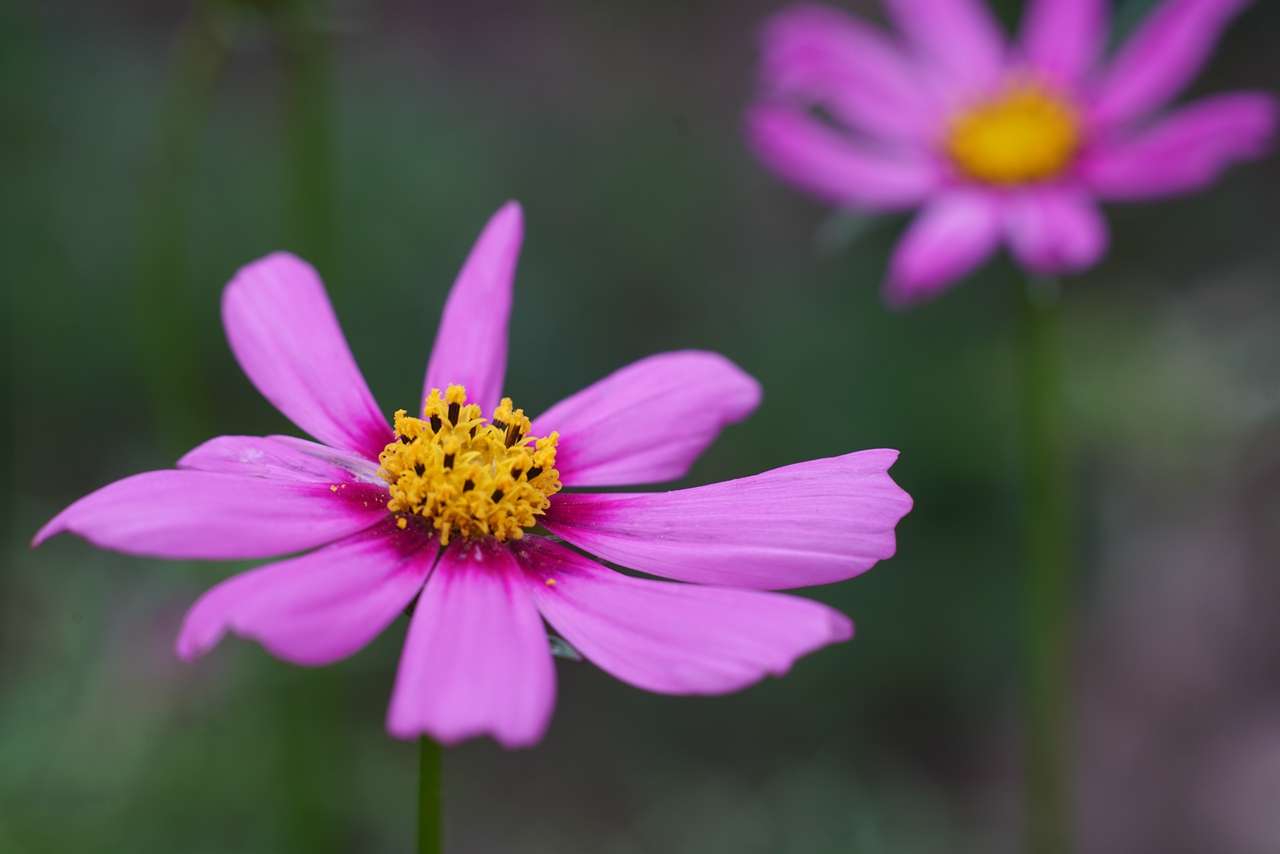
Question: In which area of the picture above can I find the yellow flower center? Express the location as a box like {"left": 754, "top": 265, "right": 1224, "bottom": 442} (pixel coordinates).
{"left": 945, "top": 83, "right": 1080, "bottom": 185}
{"left": 378, "top": 385, "right": 561, "bottom": 545}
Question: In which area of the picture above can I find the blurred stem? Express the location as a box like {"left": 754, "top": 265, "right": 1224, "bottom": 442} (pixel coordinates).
{"left": 418, "top": 738, "right": 442, "bottom": 854}
{"left": 273, "top": 0, "right": 336, "bottom": 273}
{"left": 265, "top": 10, "right": 342, "bottom": 852}
{"left": 136, "top": 0, "right": 233, "bottom": 451}
{"left": 1019, "top": 279, "right": 1072, "bottom": 854}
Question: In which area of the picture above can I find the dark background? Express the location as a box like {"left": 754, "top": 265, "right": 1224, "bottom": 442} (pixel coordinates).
{"left": 4, "top": 1, "right": 1279, "bottom": 852}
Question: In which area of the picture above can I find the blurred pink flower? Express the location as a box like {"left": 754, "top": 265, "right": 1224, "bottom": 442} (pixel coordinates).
{"left": 35, "top": 203, "right": 912, "bottom": 748}
{"left": 748, "top": 0, "right": 1277, "bottom": 305}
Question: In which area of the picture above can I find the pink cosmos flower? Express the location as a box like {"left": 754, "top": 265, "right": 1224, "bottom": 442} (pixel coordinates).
{"left": 35, "top": 203, "right": 912, "bottom": 748}
{"left": 748, "top": 0, "right": 1278, "bottom": 305}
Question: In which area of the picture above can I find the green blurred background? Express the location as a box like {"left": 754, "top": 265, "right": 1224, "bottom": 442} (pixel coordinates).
{"left": 4, "top": 1, "right": 1279, "bottom": 852}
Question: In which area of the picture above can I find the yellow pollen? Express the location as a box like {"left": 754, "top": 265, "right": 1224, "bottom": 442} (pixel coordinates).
{"left": 945, "top": 83, "right": 1080, "bottom": 185}
{"left": 378, "top": 385, "right": 561, "bottom": 545}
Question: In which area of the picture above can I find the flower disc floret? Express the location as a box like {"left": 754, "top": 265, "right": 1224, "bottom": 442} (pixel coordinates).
{"left": 378, "top": 384, "right": 560, "bottom": 544}
{"left": 945, "top": 82, "right": 1080, "bottom": 186}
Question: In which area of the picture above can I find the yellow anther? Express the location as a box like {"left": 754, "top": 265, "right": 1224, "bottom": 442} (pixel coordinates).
{"left": 378, "top": 384, "right": 561, "bottom": 545}
{"left": 945, "top": 82, "right": 1079, "bottom": 185}
{"left": 545, "top": 578, "right": 557, "bottom": 587}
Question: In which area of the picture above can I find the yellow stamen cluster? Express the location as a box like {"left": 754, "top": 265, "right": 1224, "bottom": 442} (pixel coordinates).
{"left": 945, "top": 82, "right": 1080, "bottom": 185}
{"left": 378, "top": 385, "right": 561, "bottom": 545}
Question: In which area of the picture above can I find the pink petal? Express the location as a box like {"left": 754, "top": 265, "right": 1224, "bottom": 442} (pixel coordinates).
{"left": 387, "top": 540, "right": 554, "bottom": 748}
{"left": 1003, "top": 188, "right": 1109, "bottom": 275}
{"left": 883, "top": 0, "right": 1006, "bottom": 98}
{"left": 33, "top": 469, "right": 388, "bottom": 560}
{"left": 759, "top": 4, "right": 941, "bottom": 143}
{"left": 1081, "top": 92, "right": 1278, "bottom": 200}
{"left": 178, "top": 434, "right": 382, "bottom": 484}
{"left": 515, "top": 537, "right": 853, "bottom": 695}
{"left": 176, "top": 522, "right": 433, "bottom": 666}
{"left": 422, "top": 202, "right": 523, "bottom": 416}
{"left": 1017, "top": 0, "right": 1108, "bottom": 87}
{"left": 544, "top": 450, "right": 911, "bottom": 590}
{"left": 531, "top": 351, "right": 761, "bottom": 488}
{"left": 748, "top": 104, "right": 941, "bottom": 210}
{"left": 884, "top": 190, "right": 1002, "bottom": 307}
{"left": 1090, "top": 0, "right": 1252, "bottom": 128}
{"left": 222, "top": 253, "right": 391, "bottom": 461}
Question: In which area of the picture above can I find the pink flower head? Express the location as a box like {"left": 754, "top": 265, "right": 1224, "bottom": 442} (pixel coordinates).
{"left": 35, "top": 203, "right": 912, "bottom": 747}
{"left": 748, "top": 0, "right": 1278, "bottom": 305}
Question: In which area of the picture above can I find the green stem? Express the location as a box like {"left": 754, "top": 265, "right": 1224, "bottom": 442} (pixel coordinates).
{"left": 262, "top": 10, "right": 344, "bottom": 849}
{"left": 274, "top": 0, "right": 336, "bottom": 273}
{"left": 1019, "top": 279, "right": 1072, "bottom": 854}
{"left": 136, "top": 0, "right": 233, "bottom": 452}
{"left": 418, "top": 737, "right": 442, "bottom": 854}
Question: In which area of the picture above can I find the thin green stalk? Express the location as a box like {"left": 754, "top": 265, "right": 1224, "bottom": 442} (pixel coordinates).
{"left": 418, "top": 737, "right": 443, "bottom": 854}
{"left": 274, "top": 0, "right": 336, "bottom": 273}
{"left": 136, "top": 0, "right": 234, "bottom": 452}
{"left": 1019, "top": 279, "right": 1072, "bottom": 854}
{"left": 264, "top": 7, "right": 343, "bottom": 851}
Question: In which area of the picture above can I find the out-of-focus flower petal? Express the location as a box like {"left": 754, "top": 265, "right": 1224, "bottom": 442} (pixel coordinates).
{"left": 1090, "top": 0, "right": 1252, "bottom": 128}
{"left": 515, "top": 537, "right": 853, "bottom": 695}
{"left": 759, "top": 4, "right": 941, "bottom": 143}
{"left": 387, "top": 540, "right": 554, "bottom": 747}
{"left": 1017, "top": 0, "right": 1108, "bottom": 87}
{"left": 531, "top": 351, "right": 761, "bottom": 488}
{"left": 884, "top": 190, "right": 1002, "bottom": 306}
{"left": 222, "top": 253, "right": 391, "bottom": 461}
{"left": 33, "top": 469, "right": 388, "bottom": 559}
{"left": 748, "top": 105, "right": 941, "bottom": 209}
{"left": 178, "top": 434, "right": 382, "bottom": 484}
{"left": 176, "top": 522, "right": 433, "bottom": 666}
{"left": 544, "top": 450, "right": 911, "bottom": 590}
{"left": 883, "top": 0, "right": 1006, "bottom": 97}
{"left": 1004, "top": 187, "right": 1109, "bottom": 274}
{"left": 1081, "top": 92, "right": 1277, "bottom": 200}
{"left": 422, "top": 202, "right": 523, "bottom": 416}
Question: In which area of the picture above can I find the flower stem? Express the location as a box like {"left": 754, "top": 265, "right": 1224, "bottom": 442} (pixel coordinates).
{"left": 418, "top": 737, "right": 442, "bottom": 854}
{"left": 136, "top": 0, "right": 233, "bottom": 452}
{"left": 272, "top": 0, "right": 336, "bottom": 274}
{"left": 1019, "top": 278, "right": 1072, "bottom": 854}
